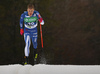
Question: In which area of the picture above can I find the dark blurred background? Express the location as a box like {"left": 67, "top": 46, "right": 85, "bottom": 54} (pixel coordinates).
{"left": 0, "top": 0, "right": 100, "bottom": 65}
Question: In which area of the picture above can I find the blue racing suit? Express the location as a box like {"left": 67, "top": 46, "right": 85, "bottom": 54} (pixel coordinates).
{"left": 20, "top": 10, "right": 44, "bottom": 57}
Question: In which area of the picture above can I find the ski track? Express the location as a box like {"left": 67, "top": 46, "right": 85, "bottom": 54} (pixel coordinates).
{"left": 0, "top": 64, "right": 100, "bottom": 74}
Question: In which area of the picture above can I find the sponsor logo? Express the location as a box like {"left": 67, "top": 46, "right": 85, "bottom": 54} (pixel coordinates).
{"left": 24, "top": 17, "right": 38, "bottom": 23}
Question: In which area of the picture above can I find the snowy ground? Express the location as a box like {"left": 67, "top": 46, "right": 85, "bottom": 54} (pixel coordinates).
{"left": 0, "top": 64, "right": 100, "bottom": 74}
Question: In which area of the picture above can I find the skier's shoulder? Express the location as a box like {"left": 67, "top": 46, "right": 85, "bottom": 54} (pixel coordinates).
{"left": 21, "top": 11, "right": 28, "bottom": 16}
{"left": 24, "top": 11, "right": 28, "bottom": 15}
{"left": 34, "top": 10, "right": 39, "bottom": 13}
{"left": 34, "top": 10, "right": 40, "bottom": 15}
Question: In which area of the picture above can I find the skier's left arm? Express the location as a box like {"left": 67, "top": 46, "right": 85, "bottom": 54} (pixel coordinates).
{"left": 37, "top": 12, "right": 44, "bottom": 25}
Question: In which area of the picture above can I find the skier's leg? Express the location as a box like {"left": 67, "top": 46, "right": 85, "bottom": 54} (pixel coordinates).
{"left": 32, "top": 33, "right": 38, "bottom": 55}
{"left": 31, "top": 32, "right": 38, "bottom": 64}
{"left": 24, "top": 33, "right": 31, "bottom": 57}
{"left": 24, "top": 33, "right": 31, "bottom": 64}
{"left": 32, "top": 32, "right": 38, "bottom": 50}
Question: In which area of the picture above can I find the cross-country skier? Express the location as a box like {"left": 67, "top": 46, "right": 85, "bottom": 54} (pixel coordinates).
{"left": 20, "top": 4, "right": 44, "bottom": 65}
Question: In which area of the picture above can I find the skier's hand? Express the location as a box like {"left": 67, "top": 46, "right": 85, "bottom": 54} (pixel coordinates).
{"left": 39, "top": 18, "right": 44, "bottom": 25}
{"left": 20, "top": 29, "right": 24, "bottom": 35}
{"left": 39, "top": 18, "right": 43, "bottom": 23}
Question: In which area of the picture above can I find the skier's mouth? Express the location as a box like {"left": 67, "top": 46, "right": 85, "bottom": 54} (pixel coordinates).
{"left": 28, "top": 13, "right": 32, "bottom": 16}
{"left": 30, "top": 13, "right": 32, "bottom": 15}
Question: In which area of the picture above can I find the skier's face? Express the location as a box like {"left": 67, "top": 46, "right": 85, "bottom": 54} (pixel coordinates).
{"left": 27, "top": 8, "right": 34, "bottom": 16}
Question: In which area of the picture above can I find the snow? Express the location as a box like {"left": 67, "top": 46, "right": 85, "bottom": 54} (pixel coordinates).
{"left": 0, "top": 64, "right": 100, "bottom": 74}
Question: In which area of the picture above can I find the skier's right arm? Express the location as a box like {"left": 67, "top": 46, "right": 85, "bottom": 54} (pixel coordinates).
{"left": 20, "top": 13, "right": 24, "bottom": 35}
{"left": 20, "top": 13, "right": 24, "bottom": 29}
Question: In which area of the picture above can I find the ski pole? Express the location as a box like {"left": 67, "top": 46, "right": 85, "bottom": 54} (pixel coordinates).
{"left": 40, "top": 24, "right": 43, "bottom": 48}
{"left": 40, "top": 24, "right": 46, "bottom": 64}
